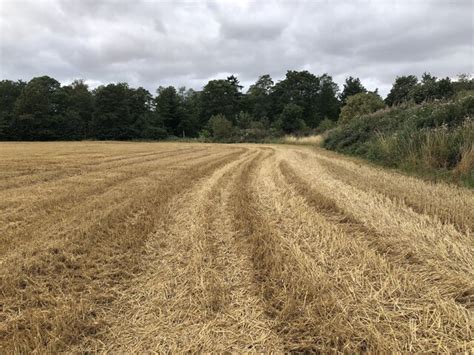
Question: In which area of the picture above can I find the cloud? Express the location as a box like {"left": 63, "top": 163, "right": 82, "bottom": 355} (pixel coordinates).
{"left": 0, "top": 0, "right": 472, "bottom": 97}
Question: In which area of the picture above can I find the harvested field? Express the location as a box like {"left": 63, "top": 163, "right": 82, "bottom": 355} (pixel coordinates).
{"left": 0, "top": 142, "right": 473, "bottom": 352}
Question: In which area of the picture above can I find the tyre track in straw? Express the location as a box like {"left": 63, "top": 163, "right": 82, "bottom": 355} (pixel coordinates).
{"left": 279, "top": 159, "right": 474, "bottom": 309}
{"left": 90, "top": 147, "right": 283, "bottom": 352}
{"left": 230, "top": 147, "right": 471, "bottom": 352}
{"left": 306, "top": 148, "right": 474, "bottom": 232}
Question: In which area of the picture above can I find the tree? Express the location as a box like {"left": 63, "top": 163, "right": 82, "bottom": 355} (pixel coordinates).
{"left": 208, "top": 114, "right": 233, "bottom": 140}
{"left": 246, "top": 74, "right": 274, "bottom": 120}
{"left": 155, "top": 86, "right": 181, "bottom": 136}
{"left": 317, "top": 74, "right": 340, "bottom": 121}
{"left": 385, "top": 75, "right": 418, "bottom": 106}
{"left": 12, "top": 76, "right": 68, "bottom": 140}
{"left": 177, "top": 88, "right": 201, "bottom": 137}
{"left": 271, "top": 70, "right": 340, "bottom": 128}
{"left": 278, "top": 103, "right": 305, "bottom": 133}
{"left": 339, "top": 92, "right": 385, "bottom": 123}
{"left": 271, "top": 70, "right": 321, "bottom": 127}
{"left": 436, "top": 77, "right": 454, "bottom": 99}
{"left": 340, "top": 76, "right": 367, "bottom": 104}
{"left": 200, "top": 76, "right": 242, "bottom": 124}
{"left": 453, "top": 74, "right": 474, "bottom": 93}
{"left": 91, "top": 83, "right": 139, "bottom": 139}
{"left": 410, "top": 73, "right": 454, "bottom": 104}
{"left": 235, "top": 111, "right": 254, "bottom": 129}
{"left": 61, "top": 80, "right": 93, "bottom": 138}
{"left": 0, "top": 80, "right": 26, "bottom": 139}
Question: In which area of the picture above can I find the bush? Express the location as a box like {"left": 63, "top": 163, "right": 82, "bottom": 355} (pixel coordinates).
{"left": 316, "top": 118, "right": 336, "bottom": 133}
{"left": 141, "top": 126, "right": 168, "bottom": 140}
{"left": 208, "top": 114, "right": 234, "bottom": 140}
{"left": 324, "top": 93, "right": 474, "bottom": 185}
{"left": 339, "top": 92, "right": 385, "bottom": 123}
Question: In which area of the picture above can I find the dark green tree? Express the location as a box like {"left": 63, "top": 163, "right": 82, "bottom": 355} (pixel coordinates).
{"left": 278, "top": 103, "right": 305, "bottom": 133}
{"left": 12, "top": 76, "right": 68, "bottom": 140}
{"left": 0, "top": 80, "right": 26, "bottom": 139}
{"left": 410, "top": 73, "right": 454, "bottom": 103}
{"left": 385, "top": 75, "right": 418, "bottom": 106}
{"left": 339, "top": 76, "right": 367, "bottom": 104}
{"left": 272, "top": 70, "right": 340, "bottom": 127}
{"left": 246, "top": 74, "right": 274, "bottom": 121}
{"left": 453, "top": 74, "right": 474, "bottom": 93}
{"left": 177, "top": 87, "right": 201, "bottom": 137}
{"left": 61, "top": 80, "right": 93, "bottom": 138}
{"left": 200, "top": 76, "right": 242, "bottom": 124}
{"left": 271, "top": 70, "right": 321, "bottom": 127}
{"left": 155, "top": 86, "right": 181, "bottom": 136}
{"left": 317, "top": 74, "right": 340, "bottom": 121}
{"left": 91, "top": 83, "right": 138, "bottom": 139}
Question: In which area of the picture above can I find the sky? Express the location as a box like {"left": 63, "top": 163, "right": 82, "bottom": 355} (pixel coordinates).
{"left": 0, "top": 0, "right": 472, "bottom": 97}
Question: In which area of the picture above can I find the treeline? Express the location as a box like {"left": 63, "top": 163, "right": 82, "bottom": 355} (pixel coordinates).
{"left": 0, "top": 71, "right": 471, "bottom": 141}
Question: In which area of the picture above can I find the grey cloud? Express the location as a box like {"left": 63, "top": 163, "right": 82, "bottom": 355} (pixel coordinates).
{"left": 0, "top": 0, "right": 472, "bottom": 97}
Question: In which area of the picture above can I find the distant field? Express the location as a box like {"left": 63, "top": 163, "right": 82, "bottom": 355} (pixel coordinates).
{"left": 0, "top": 142, "right": 472, "bottom": 352}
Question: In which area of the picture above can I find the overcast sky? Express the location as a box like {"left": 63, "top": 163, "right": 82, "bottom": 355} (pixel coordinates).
{"left": 0, "top": 0, "right": 472, "bottom": 97}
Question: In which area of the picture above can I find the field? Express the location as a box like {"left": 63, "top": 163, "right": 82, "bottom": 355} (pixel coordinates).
{"left": 0, "top": 142, "right": 473, "bottom": 352}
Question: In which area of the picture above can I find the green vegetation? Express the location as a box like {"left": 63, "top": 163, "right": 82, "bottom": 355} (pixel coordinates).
{"left": 324, "top": 92, "right": 474, "bottom": 186}
{"left": 0, "top": 71, "right": 341, "bottom": 142}
{"left": 339, "top": 92, "right": 385, "bottom": 123}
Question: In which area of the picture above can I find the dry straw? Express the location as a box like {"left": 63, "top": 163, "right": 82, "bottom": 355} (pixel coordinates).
{"left": 0, "top": 142, "right": 472, "bottom": 352}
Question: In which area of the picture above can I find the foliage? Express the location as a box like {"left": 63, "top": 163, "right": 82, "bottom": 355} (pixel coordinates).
{"left": 385, "top": 75, "right": 418, "bottom": 106}
{"left": 271, "top": 70, "right": 340, "bottom": 128}
{"left": 410, "top": 73, "right": 454, "bottom": 104}
{"left": 339, "top": 76, "right": 367, "bottom": 104}
{"left": 0, "top": 72, "right": 470, "bottom": 142}
{"left": 316, "top": 118, "right": 336, "bottom": 133}
{"left": 200, "top": 77, "right": 242, "bottom": 125}
{"left": 278, "top": 103, "right": 306, "bottom": 133}
{"left": 245, "top": 74, "right": 274, "bottom": 120}
{"left": 339, "top": 92, "right": 385, "bottom": 123}
{"left": 208, "top": 114, "right": 234, "bottom": 140}
{"left": 325, "top": 93, "right": 474, "bottom": 185}
{"left": 12, "top": 76, "right": 73, "bottom": 140}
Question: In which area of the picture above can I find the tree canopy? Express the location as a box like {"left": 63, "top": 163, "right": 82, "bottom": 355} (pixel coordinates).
{"left": 0, "top": 71, "right": 469, "bottom": 141}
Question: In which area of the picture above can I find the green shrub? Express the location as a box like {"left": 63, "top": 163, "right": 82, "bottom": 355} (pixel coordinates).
{"left": 208, "top": 114, "right": 234, "bottom": 140}
{"left": 339, "top": 92, "right": 385, "bottom": 123}
{"left": 316, "top": 118, "right": 336, "bottom": 133}
{"left": 324, "top": 92, "right": 474, "bottom": 185}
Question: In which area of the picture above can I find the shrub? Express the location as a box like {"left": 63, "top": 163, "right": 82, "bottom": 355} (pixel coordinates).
{"left": 316, "top": 118, "right": 336, "bottom": 133}
{"left": 324, "top": 92, "right": 474, "bottom": 185}
{"left": 141, "top": 126, "right": 168, "bottom": 140}
{"left": 208, "top": 114, "right": 234, "bottom": 140}
{"left": 339, "top": 92, "right": 385, "bottom": 123}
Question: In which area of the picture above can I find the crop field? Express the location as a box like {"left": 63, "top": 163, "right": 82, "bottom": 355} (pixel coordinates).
{"left": 0, "top": 142, "right": 473, "bottom": 352}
